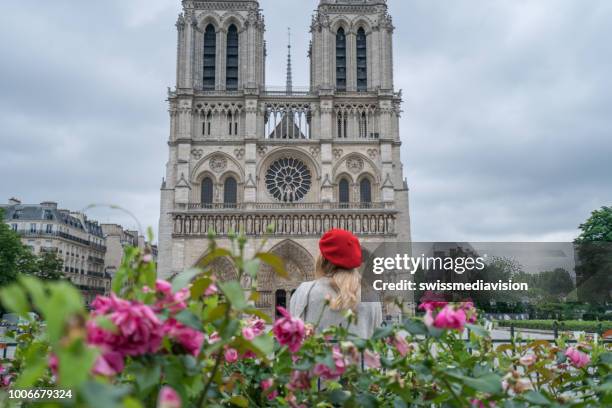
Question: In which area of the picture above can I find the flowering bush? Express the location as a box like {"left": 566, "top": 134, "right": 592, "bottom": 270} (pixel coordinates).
{"left": 0, "top": 234, "right": 611, "bottom": 407}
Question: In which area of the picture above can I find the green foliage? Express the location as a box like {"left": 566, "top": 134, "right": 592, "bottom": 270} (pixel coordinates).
{"left": 0, "top": 232, "right": 611, "bottom": 407}
{"left": 575, "top": 206, "right": 612, "bottom": 243}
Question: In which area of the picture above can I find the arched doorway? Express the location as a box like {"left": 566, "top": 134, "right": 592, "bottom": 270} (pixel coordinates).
{"left": 257, "top": 240, "right": 316, "bottom": 318}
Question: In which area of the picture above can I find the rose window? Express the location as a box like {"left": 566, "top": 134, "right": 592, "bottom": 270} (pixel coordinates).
{"left": 265, "top": 158, "right": 312, "bottom": 202}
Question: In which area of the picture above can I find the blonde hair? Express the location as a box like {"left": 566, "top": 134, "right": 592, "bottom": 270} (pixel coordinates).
{"left": 316, "top": 254, "right": 361, "bottom": 311}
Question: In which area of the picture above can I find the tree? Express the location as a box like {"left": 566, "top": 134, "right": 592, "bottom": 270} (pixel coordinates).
{"left": 574, "top": 206, "right": 612, "bottom": 304}
{"left": 575, "top": 206, "right": 612, "bottom": 243}
{"left": 34, "top": 251, "right": 64, "bottom": 281}
{"left": 0, "top": 208, "right": 29, "bottom": 287}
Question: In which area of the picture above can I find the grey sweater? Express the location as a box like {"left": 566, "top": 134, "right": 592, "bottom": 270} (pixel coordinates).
{"left": 289, "top": 278, "right": 383, "bottom": 339}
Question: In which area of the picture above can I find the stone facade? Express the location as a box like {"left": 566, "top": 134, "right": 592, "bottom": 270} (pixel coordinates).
{"left": 101, "top": 224, "right": 150, "bottom": 277}
{"left": 1, "top": 198, "right": 110, "bottom": 305}
{"left": 158, "top": 0, "right": 411, "bottom": 317}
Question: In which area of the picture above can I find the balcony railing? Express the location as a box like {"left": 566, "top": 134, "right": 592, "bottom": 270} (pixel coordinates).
{"left": 183, "top": 202, "right": 390, "bottom": 211}
{"left": 16, "top": 230, "right": 107, "bottom": 251}
{"left": 172, "top": 206, "right": 398, "bottom": 237}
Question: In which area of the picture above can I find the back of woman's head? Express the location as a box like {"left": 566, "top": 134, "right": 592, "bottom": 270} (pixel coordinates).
{"left": 316, "top": 255, "right": 361, "bottom": 311}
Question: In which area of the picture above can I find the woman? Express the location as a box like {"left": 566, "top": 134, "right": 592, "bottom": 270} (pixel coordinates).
{"left": 289, "top": 229, "right": 382, "bottom": 338}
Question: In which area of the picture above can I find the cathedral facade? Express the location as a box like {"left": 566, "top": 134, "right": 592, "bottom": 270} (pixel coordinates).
{"left": 159, "top": 0, "right": 411, "bottom": 317}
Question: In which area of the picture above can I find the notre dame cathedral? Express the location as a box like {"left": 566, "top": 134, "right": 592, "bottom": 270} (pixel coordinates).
{"left": 159, "top": 0, "right": 411, "bottom": 317}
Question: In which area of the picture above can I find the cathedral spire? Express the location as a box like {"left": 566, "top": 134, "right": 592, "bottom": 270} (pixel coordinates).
{"left": 286, "top": 27, "right": 293, "bottom": 95}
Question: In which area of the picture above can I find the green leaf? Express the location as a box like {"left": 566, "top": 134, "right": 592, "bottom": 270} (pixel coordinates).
{"left": 228, "top": 396, "right": 249, "bottom": 407}
{"left": 130, "top": 362, "right": 161, "bottom": 395}
{"left": 449, "top": 373, "right": 502, "bottom": 395}
{"left": 328, "top": 390, "right": 350, "bottom": 404}
{"left": 123, "top": 397, "right": 144, "bottom": 408}
{"left": 172, "top": 268, "right": 202, "bottom": 293}
{"left": 243, "top": 259, "right": 261, "bottom": 278}
{"left": 44, "top": 282, "right": 85, "bottom": 344}
{"left": 393, "top": 397, "right": 408, "bottom": 408}
{"left": 174, "top": 309, "right": 203, "bottom": 330}
{"left": 198, "top": 248, "right": 232, "bottom": 268}
{"left": 81, "top": 381, "right": 131, "bottom": 408}
{"left": 190, "top": 276, "right": 213, "bottom": 298}
{"left": 404, "top": 319, "right": 428, "bottom": 336}
{"left": 112, "top": 266, "right": 128, "bottom": 294}
{"left": 522, "top": 390, "right": 551, "bottom": 406}
{"left": 18, "top": 276, "right": 48, "bottom": 311}
{"left": 599, "top": 352, "right": 612, "bottom": 365}
{"left": 355, "top": 394, "right": 379, "bottom": 408}
{"left": 256, "top": 253, "right": 288, "bottom": 278}
{"left": 0, "top": 284, "right": 29, "bottom": 315}
{"left": 250, "top": 333, "right": 274, "bottom": 356}
{"left": 466, "top": 324, "right": 490, "bottom": 338}
{"left": 219, "top": 281, "right": 247, "bottom": 310}
{"left": 372, "top": 326, "right": 393, "bottom": 340}
{"left": 57, "top": 345, "right": 98, "bottom": 388}
{"left": 95, "top": 316, "right": 118, "bottom": 333}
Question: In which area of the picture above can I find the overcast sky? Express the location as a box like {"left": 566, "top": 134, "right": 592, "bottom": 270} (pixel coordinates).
{"left": 1, "top": 0, "right": 611, "bottom": 243}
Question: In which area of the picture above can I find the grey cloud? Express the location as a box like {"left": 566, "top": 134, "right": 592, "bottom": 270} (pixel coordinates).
{"left": 1, "top": 0, "right": 611, "bottom": 243}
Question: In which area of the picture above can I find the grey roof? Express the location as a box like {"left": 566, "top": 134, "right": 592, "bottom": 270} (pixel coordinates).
{"left": 1, "top": 204, "right": 104, "bottom": 238}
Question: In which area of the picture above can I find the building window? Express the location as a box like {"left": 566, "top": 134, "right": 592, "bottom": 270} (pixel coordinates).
{"left": 336, "top": 28, "right": 346, "bottom": 91}
{"left": 201, "top": 177, "right": 213, "bottom": 208}
{"left": 360, "top": 178, "right": 372, "bottom": 206}
{"left": 226, "top": 24, "right": 239, "bottom": 90}
{"left": 203, "top": 24, "right": 216, "bottom": 90}
{"left": 339, "top": 178, "right": 350, "bottom": 207}
{"left": 203, "top": 111, "right": 212, "bottom": 136}
{"left": 227, "top": 112, "right": 238, "bottom": 136}
{"left": 266, "top": 158, "right": 312, "bottom": 202}
{"left": 30, "top": 223, "right": 36, "bottom": 233}
{"left": 11, "top": 224, "right": 17, "bottom": 231}
{"left": 359, "top": 112, "right": 367, "bottom": 138}
{"left": 224, "top": 177, "right": 237, "bottom": 208}
{"left": 356, "top": 27, "right": 367, "bottom": 91}
{"left": 46, "top": 224, "right": 53, "bottom": 233}
{"left": 337, "top": 112, "right": 347, "bottom": 138}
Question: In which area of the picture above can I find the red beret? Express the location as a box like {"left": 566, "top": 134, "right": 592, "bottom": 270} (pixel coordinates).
{"left": 319, "top": 229, "right": 362, "bottom": 269}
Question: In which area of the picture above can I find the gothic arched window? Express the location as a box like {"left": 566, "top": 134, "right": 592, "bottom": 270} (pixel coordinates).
{"left": 201, "top": 177, "right": 213, "bottom": 208}
{"left": 224, "top": 177, "right": 237, "bottom": 207}
{"left": 356, "top": 27, "right": 367, "bottom": 91}
{"left": 203, "top": 24, "right": 216, "bottom": 90}
{"left": 336, "top": 28, "right": 346, "bottom": 91}
{"left": 359, "top": 112, "right": 367, "bottom": 138}
{"left": 339, "top": 178, "right": 350, "bottom": 207}
{"left": 226, "top": 24, "right": 239, "bottom": 90}
{"left": 360, "top": 178, "right": 372, "bottom": 206}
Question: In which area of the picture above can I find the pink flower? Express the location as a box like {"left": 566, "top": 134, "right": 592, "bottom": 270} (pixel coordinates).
{"left": 261, "top": 378, "right": 278, "bottom": 400}
{"left": 143, "top": 254, "right": 153, "bottom": 263}
{"left": 48, "top": 354, "right": 58, "bottom": 377}
{"left": 471, "top": 399, "right": 496, "bottom": 408}
{"left": 460, "top": 301, "right": 478, "bottom": 324}
{"left": 1, "top": 375, "right": 11, "bottom": 387}
{"left": 273, "top": 307, "right": 305, "bottom": 353}
{"left": 363, "top": 349, "right": 381, "bottom": 369}
{"left": 287, "top": 370, "right": 311, "bottom": 391}
{"left": 242, "top": 350, "right": 257, "bottom": 359}
{"left": 163, "top": 319, "right": 205, "bottom": 356}
{"left": 242, "top": 327, "right": 256, "bottom": 341}
{"left": 88, "top": 294, "right": 164, "bottom": 357}
{"left": 519, "top": 354, "right": 537, "bottom": 367}
{"left": 418, "top": 300, "right": 448, "bottom": 312}
{"left": 312, "top": 346, "right": 347, "bottom": 380}
{"left": 247, "top": 316, "right": 266, "bottom": 336}
{"left": 393, "top": 333, "right": 410, "bottom": 357}
{"left": 433, "top": 305, "right": 467, "bottom": 331}
{"left": 224, "top": 348, "right": 239, "bottom": 363}
{"left": 204, "top": 283, "right": 218, "bottom": 296}
{"left": 157, "top": 386, "right": 181, "bottom": 408}
{"left": 208, "top": 332, "right": 221, "bottom": 344}
{"left": 92, "top": 351, "right": 125, "bottom": 377}
{"left": 565, "top": 347, "right": 590, "bottom": 368}
{"left": 156, "top": 280, "right": 173, "bottom": 294}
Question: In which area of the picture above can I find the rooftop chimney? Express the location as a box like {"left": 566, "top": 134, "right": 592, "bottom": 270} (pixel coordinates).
{"left": 40, "top": 201, "right": 58, "bottom": 209}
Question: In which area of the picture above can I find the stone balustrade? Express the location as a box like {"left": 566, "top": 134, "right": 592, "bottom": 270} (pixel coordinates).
{"left": 171, "top": 203, "right": 398, "bottom": 237}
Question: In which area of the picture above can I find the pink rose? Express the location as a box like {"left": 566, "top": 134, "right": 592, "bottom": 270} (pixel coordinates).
{"left": 363, "top": 349, "right": 381, "bottom": 369}
{"left": 224, "top": 348, "right": 239, "bottom": 363}
{"left": 287, "top": 370, "right": 311, "bottom": 391}
{"left": 48, "top": 354, "right": 59, "bottom": 377}
{"left": 519, "top": 354, "right": 537, "bottom": 366}
{"left": 565, "top": 347, "right": 590, "bottom": 368}
{"left": 157, "top": 386, "right": 181, "bottom": 408}
{"left": 312, "top": 346, "right": 347, "bottom": 380}
{"left": 424, "top": 309, "right": 434, "bottom": 327}
{"left": 92, "top": 351, "right": 125, "bottom": 377}
{"left": 88, "top": 294, "right": 164, "bottom": 357}
{"left": 247, "top": 316, "right": 266, "bottom": 336}
{"left": 261, "top": 378, "right": 278, "bottom": 400}
{"left": 163, "top": 319, "right": 205, "bottom": 356}
{"left": 433, "top": 305, "right": 467, "bottom": 331}
{"left": 204, "top": 283, "right": 218, "bottom": 296}
{"left": 154, "top": 280, "right": 190, "bottom": 313}
{"left": 273, "top": 307, "right": 305, "bottom": 353}
{"left": 393, "top": 333, "right": 411, "bottom": 357}
{"left": 156, "top": 280, "right": 173, "bottom": 294}
{"left": 242, "top": 327, "right": 256, "bottom": 341}
{"left": 418, "top": 301, "right": 448, "bottom": 312}
{"left": 460, "top": 301, "right": 478, "bottom": 324}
